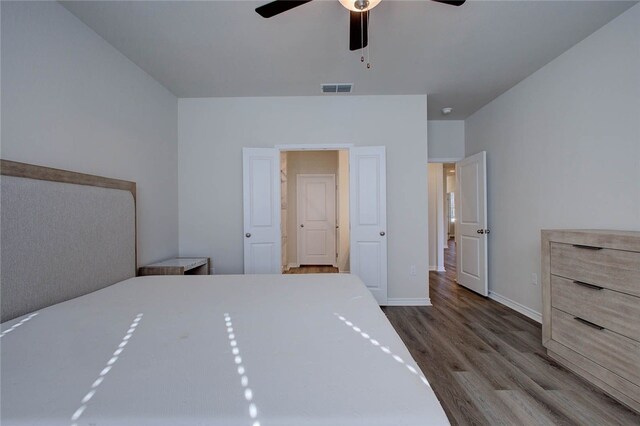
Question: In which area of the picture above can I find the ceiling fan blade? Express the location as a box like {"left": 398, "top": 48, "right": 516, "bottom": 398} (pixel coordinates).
{"left": 349, "top": 11, "right": 368, "bottom": 51}
{"left": 255, "top": 0, "right": 313, "bottom": 18}
{"left": 429, "top": 0, "right": 466, "bottom": 6}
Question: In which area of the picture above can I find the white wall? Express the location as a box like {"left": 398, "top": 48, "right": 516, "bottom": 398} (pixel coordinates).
{"left": 286, "top": 150, "right": 338, "bottom": 266}
{"left": 427, "top": 121, "right": 465, "bottom": 161}
{"left": 179, "top": 95, "right": 430, "bottom": 302}
{"left": 465, "top": 4, "right": 640, "bottom": 318}
{"left": 1, "top": 1, "right": 179, "bottom": 266}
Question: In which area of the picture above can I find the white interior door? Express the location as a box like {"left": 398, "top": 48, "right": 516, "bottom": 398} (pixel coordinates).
{"left": 242, "top": 148, "right": 281, "bottom": 274}
{"left": 456, "top": 151, "right": 488, "bottom": 296}
{"left": 297, "top": 174, "right": 337, "bottom": 266}
{"left": 350, "top": 146, "right": 387, "bottom": 304}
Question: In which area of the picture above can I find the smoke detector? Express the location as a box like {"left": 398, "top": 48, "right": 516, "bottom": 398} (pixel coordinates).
{"left": 441, "top": 107, "right": 453, "bottom": 115}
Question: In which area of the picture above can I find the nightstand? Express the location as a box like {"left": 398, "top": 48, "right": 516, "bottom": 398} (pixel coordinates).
{"left": 138, "top": 257, "right": 210, "bottom": 276}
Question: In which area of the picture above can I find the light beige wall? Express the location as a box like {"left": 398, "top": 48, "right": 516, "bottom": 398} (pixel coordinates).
{"left": 286, "top": 151, "right": 339, "bottom": 266}
{"left": 280, "top": 152, "right": 288, "bottom": 270}
{"left": 445, "top": 174, "right": 456, "bottom": 194}
{"left": 444, "top": 165, "right": 457, "bottom": 239}
{"left": 337, "top": 150, "right": 350, "bottom": 272}
{"left": 427, "top": 164, "right": 445, "bottom": 271}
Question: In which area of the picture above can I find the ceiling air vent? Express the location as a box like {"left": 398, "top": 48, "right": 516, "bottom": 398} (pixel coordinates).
{"left": 322, "top": 83, "right": 353, "bottom": 94}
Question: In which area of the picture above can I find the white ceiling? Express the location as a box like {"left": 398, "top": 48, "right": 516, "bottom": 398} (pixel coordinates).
{"left": 61, "top": 0, "right": 636, "bottom": 119}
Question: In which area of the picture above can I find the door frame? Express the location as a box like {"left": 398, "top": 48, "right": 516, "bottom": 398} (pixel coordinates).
{"left": 276, "top": 143, "right": 354, "bottom": 152}
{"left": 278, "top": 144, "right": 352, "bottom": 270}
{"left": 296, "top": 173, "right": 337, "bottom": 267}
{"left": 274, "top": 144, "right": 388, "bottom": 304}
{"left": 428, "top": 158, "right": 463, "bottom": 280}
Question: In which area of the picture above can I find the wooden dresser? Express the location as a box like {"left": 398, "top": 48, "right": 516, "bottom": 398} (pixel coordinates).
{"left": 541, "top": 230, "right": 640, "bottom": 412}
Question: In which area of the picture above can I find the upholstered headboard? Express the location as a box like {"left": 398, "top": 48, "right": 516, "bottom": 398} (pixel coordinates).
{"left": 1, "top": 160, "right": 136, "bottom": 322}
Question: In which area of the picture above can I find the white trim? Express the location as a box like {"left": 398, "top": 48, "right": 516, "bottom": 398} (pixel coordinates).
{"left": 429, "top": 266, "right": 446, "bottom": 272}
{"left": 488, "top": 291, "right": 542, "bottom": 323}
{"left": 385, "top": 298, "right": 432, "bottom": 306}
{"left": 276, "top": 143, "right": 353, "bottom": 151}
{"left": 428, "top": 157, "right": 464, "bottom": 163}
{"left": 287, "top": 263, "right": 300, "bottom": 269}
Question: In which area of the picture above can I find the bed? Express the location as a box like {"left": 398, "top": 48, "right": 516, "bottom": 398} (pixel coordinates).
{"left": 0, "top": 160, "right": 448, "bottom": 425}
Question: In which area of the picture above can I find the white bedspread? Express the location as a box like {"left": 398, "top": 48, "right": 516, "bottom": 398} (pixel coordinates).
{"left": 1, "top": 274, "right": 449, "bottom": 425}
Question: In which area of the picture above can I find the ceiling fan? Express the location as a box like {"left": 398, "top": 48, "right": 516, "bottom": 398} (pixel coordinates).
{"left": 255, "top": 0, "right": 466, "bottom": 51}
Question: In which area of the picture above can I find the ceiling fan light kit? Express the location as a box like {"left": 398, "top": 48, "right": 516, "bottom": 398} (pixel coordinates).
{"left": 339, "top": 0, "right": 382, "bottom": 12}
{"left": 255, "top": 0, "right": 465, "bottom": 67}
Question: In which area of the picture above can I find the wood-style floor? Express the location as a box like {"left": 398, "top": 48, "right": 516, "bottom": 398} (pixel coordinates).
{"left": 384, "top": 240, "right": 640, "bottom": 425}
{"left": 284, "top": 266, "right": 339, "bottom": 274}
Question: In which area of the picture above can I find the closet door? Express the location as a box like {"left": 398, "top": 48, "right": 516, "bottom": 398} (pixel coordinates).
{"left": 350, "top": 146, "right": 387, "bottom": 304}
{"left": 242, "top": 148, "right": 281, "bottom": 274}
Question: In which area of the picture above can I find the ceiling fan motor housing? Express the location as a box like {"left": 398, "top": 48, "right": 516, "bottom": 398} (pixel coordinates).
{"left": 355, "top": 0, "right": 370, "bottom": 11}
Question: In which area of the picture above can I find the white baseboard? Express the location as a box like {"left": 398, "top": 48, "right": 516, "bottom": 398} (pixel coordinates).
{"left": 429, "top": 266, "right": 446, "bottom": 272}
{"left": 385, "top": 298, "right": 432, "bottom": 307}
{"left": 488, "top": 291, "right": 542, "bottom": 323}
{"left": 287, "top": 263, "right": 299, "bottom": 269}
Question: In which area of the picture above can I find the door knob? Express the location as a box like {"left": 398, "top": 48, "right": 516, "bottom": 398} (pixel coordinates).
{"left": 477, "top": 229, "right": 485, "bottom": 234}
{"left": 245, "top": 233, "right": 251, "bottom": 238}
{"left": 300, "top": 224, "right": 304, "bottom": 228}
{"left": 380, "top": 231, "right": 386, "bottom": 236}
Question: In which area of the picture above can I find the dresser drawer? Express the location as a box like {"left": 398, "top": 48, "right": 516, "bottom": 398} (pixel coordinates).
{"left": 550, "top": 242, "right": 640, "bottom": 297}
{"left": 551, "top": 308, "right": 640, "bottom": 385}
{"left": 552, "top": 275, "right": 640, "bottom": 342}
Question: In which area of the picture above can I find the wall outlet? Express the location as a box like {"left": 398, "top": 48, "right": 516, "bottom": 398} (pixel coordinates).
{"left": 410, "top": 265, "right": 417, "bottom": 276}
{"left": 531, "top": 273, "right": 538, "bottom": 286}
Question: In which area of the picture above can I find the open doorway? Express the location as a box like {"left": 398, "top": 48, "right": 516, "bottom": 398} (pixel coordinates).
{"left": 428, "top": 163, "right": 457, "bottom": 279}
{"left": 243, "top": 145, "right": 387, "bottom": 303}
{"left": 280, "top": 150, "right": 350, "bottom": 274}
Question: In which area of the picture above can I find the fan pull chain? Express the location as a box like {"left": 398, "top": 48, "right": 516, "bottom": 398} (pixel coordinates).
{"left": 366, "top": 10, "right": 371, "bottom": 69}
{"left": 360, "top": 12, "right": 365, "bottom": 63}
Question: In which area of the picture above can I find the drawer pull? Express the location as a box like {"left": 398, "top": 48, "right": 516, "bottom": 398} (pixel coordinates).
{"left": 572, "top": 244, "right": 602, "bottom": 250}
{"left": 574, "top": 317, "right": 604, "bottom": 330}
{"left": 573, "top": 280, "right": 604, "bottom": 290}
